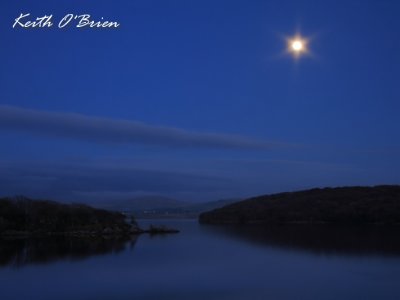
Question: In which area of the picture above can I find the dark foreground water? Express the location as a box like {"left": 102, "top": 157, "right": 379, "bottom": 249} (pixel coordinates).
{"left": 1, "top": 220, "right": 400, "bottom": 300}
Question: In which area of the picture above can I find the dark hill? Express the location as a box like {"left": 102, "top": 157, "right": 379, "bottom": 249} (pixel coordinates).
{"left": 0, "top": 196, "right": 132, "bottom": 236}
{"left": 199, "top": 186, "right": 400, "bottom": 225}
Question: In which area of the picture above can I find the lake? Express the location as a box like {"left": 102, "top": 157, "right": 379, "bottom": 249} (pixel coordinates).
{"left": 1, "top": 219, "right": 400, "bottom": 300}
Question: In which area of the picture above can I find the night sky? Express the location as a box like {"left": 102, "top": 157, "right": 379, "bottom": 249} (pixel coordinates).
{"left": 0, "top": 0, "right": 399, "bottom": 203}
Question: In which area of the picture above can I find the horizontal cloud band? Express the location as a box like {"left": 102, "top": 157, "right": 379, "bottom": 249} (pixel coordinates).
{"left": 0, "top": 105, "right": 282, "bottom": 150}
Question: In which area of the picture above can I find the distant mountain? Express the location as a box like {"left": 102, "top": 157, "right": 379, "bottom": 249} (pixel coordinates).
{"left": 95, "top": 196, "right": 239, "bottom": 218}
{"left": 94, "top": 196, "right": 189, "bottom": 212}
{"left": 199, "top": 185, "right": 400, "bottom": 225}
{"left": 182, "top": 199, "right": 239, "bottom": 214}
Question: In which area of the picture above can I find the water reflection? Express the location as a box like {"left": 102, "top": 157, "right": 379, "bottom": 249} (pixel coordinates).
{"left": 0, "top": 236, "right": 137, "bottom": 268}
{"left": 201, "top": 224, "right": 400, "bottom": 257}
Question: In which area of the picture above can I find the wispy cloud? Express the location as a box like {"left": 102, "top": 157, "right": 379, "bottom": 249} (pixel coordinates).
{"left": 0, "top": 160, "right": 234, "bottom": 202}
{"left": 0, "top": 105, "right": 285, "bottom": 150}
{"left": 0, "top": 157, "right": 385, "bottom": 203}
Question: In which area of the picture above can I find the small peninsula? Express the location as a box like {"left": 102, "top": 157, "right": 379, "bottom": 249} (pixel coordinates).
{"left": 0, "top": 196, "right": 179, "bottom": 237}
{"left": 199, "top": 185, "right": 400, "bottom": 225}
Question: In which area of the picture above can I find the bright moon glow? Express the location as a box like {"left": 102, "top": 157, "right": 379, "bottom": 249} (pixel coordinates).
{"left": 291, "top": 40, "right": 304, "bottom": 51}
{"left": 286, "top": 35, "right": 309, "bottom": 58}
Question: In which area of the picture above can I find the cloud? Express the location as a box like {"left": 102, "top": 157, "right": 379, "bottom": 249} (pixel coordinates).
{"left": 0, "top": 105, "right": 284, "bottom": 150}
{"left": 0, "top": 160, "right": 234, "bottom": 202}
{"left": 0, "top": 157, "right": 387, "bottom": 203}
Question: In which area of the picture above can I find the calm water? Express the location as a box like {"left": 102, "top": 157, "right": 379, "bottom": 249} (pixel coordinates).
{"left": 1, "top": 220, "right": 400, "bottom": 300}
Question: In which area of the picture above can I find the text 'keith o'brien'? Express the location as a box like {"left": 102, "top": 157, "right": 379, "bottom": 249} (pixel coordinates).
{"left": 13, "top": 13, "right": 120, "bottom": 29}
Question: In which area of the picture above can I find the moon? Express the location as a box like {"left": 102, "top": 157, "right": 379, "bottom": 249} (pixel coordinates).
{"left": 287, "top": 35, "right": 309, "bottom": 58}
{"left": 291, "top": 40, "right": 304, "bottom": 51}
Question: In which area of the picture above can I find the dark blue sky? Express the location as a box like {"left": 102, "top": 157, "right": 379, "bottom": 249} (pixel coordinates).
{"left": 0, "top": 0, "right": 399, "bottom": 202}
